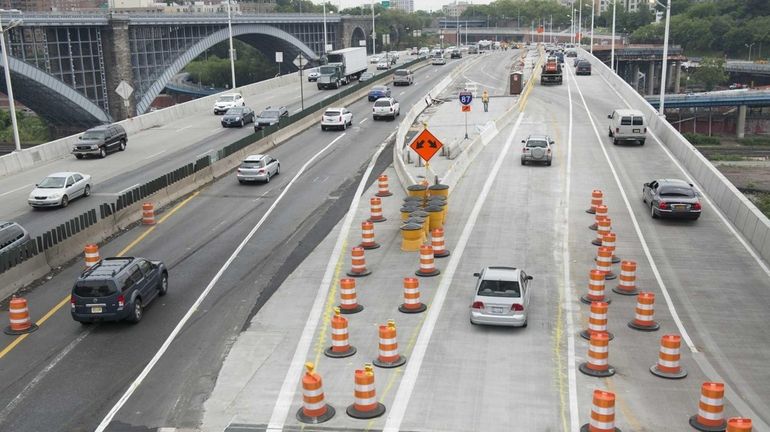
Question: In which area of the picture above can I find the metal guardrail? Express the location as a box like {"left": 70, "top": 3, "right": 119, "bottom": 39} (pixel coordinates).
{"left": 645, "top": 90, "right": 770, "bottom": 108}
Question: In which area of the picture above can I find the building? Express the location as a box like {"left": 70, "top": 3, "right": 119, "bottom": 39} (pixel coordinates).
{"left": 239, "top": 0, "right": 277, "bottom": 14}
{"left": 156, "top": 1, "right": 243, "bottom": 13}
{"left": 442, "top": 1, "right": 468, "bottom": 18}
{"left": 599, "top": 0, "right": 653, "bottom": 13}
{"left": 391, "top": 0, "right": 413, "bottom": 13}
{"left": 0, "top": 0, "right": 104, "bottom": 10}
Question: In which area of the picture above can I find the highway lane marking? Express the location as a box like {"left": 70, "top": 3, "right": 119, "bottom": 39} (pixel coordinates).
{"left": 382, "top": 113, "right": 526, "bottom": 432}
{"left": 399, "top": 91, "right": 405, "bottom": 96}
{"left": 177, "top": 125, "right": 193, "bottom": 132}
{"left": 267, "top": 131, "right": 391, "bottom": 431}
{"left": 117, "top": 184, "right": 140, "bottom": 195}
{"left": 144, "top": 150, "right": 166, "bottom": 160}
{"left": 211, "top": 127, "right": 222, "bottom": 132}
{"left": 96, "top": 133, "right": 349, "bottom": 432}
{"left": 0, "top": 183, "right": 32, "bottom": 197}
{"left": 359, "top": 118, "right": 368, "bottom": 125}
{"left": 0, "top": 192, "right": 199, "bottom": 363}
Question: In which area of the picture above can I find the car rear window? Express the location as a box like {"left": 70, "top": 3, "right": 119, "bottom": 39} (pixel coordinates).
{"left": 632, "top": 116, "right": 644, "bottom": 125}
{"left": 81, "top": 131, "right": 105, "bottom": 139}
{"left": 527, "top": 140, "right": 548, "bottom": 148}
{"left": 620, "top": 117, "right": 633, "bottom": 126}
{"left": 260, "top": 110, "right": 280, "bottom": 117}
{"left": 659, "top": 186, "right": 695, "bottom": 197}
{"left": 241, "top": 160, "right": 263, "bottom": 169}
{"left": 394, "top": 70, "right": 409, "bottom": 76}
{"left": 74, "top": 282, "right": 117, "bottom": 297}
{"left": 0, "top": 225, "right": 25, "bottom": 250}
{"left": 374, "top": 100, "right": 392, "bottom": 107}
{"left": 325, "top": 110, "right": 341, "bottom": 116}
{"left": 477, "top": 279, "right": 521, "bottom": 297}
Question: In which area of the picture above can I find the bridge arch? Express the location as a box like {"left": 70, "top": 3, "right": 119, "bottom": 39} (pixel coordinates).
{"left": 136, "top": 24, "right": 319, "bottom": 115}
{"left": 349, "top": 26, "right": 367, "bottom": 49}
{"left": 0, "top": 55, "right": 111, "bottom": 129}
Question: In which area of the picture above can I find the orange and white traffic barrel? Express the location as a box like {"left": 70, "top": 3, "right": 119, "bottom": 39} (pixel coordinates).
{"left": 368, "top": 197, "right": 386, "bottom": 223}
{"left": 580, "top": 301, "right": 614, "bottom": 341}
{"left": 613, "top": 260, "right": 639, "bottom": 296}
{"left": 599, "top": 232, "right": 621, "bottom": 263}
{"left": 650, "top": 334, "right": 688, "bottom": 379}
{"left": 84, "top": 243, "right": 100, "bottom": 268}
{"left": 295, "top": 362, "right": 335, "bottom": 424}
{"left": 415, "top": 244, "right": 440, "bottom": 277}
{"left": 727, "top": 418, "right": 752, "bottom": 431}
{"left": 431, "top": 227, "right": 450, "bottom": 258}
{"left": 581, "top": 269, "right": 610, "bottom": 304}
{"left": 4, "top": 295, "right": 38, "bottom": 335}
{"left": 346, "top": 246, "right": 371, "bottom": 277}
{"left": 142, "top": 202, "right": 155, "bottom": 225}
{"left": 325, "top": 307, "right": 357, "bottom": 358}
{"left": 398, "top": 277, "right": 426, "bottom": 313}
{"left": 579, "top": 332, "right": 616, "bottom": 377}
{"left": 628, "top": 291, "right": 660, "bottom": 331}
{"left": 589, "top": 205, "right": 608, "bottom": 230}
{"left": 689, "top": 382, "right": 727, "bottom": 431}
{"left": 359, "top": 221, "right": 380, "bottom": 250}
{"left": 372, "top": 320, "right": 406, "bottom": 368}
{"left": 581, "top": 390, "right": 621, "bottom": 432}
{"left": 338, "top": 278, "right": 363, "bottom": 314}
{"left": 375, "top": 175, "right": 393, "bottom": 197}
{"left": 592, "top": 217, "right": 612, "bottom": 246}
{"left": 595, "top": 246, "right": 617, "bottom": 280}
{"left": 346, "top": 363, "right": 386, "bottom": 419}
{"left": 586, "top": 189, "right": 603, "bottom": 214}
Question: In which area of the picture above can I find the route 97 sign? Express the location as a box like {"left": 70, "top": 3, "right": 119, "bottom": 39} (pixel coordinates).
{"left": 459, "top": 91, "right": 473, "bottom": 105}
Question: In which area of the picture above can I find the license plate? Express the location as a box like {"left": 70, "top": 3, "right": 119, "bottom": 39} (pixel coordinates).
{"left": 633, "top": 129, "right": 641, "bottom": 133}
{"left": 492, "top": 307, "right": 504, "bottom": 314}
{"left": 91, "top": 306, "right": 102, "bottom": 314}
{"left": 673, "top": 204, "right": 687, "bottom": 211}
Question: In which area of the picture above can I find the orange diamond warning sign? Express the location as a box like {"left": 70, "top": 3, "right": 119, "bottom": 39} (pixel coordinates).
{"left": 409, "top": 128, "right": 443, "bottom": 162}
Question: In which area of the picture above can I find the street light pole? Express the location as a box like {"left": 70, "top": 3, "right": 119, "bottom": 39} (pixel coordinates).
{"left": 323, "top": 2, "right": 328, "bottom": 55}
{"left": 371, "top": 0, "right": 376, "bottom": 56}
{"left": 0, "top": 10, "right": 22, "bottom": 153}
{"left": 590, "top": 0, "right": 595, "bottom": 53}
{"left": 746, "top": 43, "right": 755, "bottom": 61}
{"left": 610, "top": 0, "right": 616, "bottom": 72}
{"left": 651, "top": 0, "right": 671, "bottom": 116}
{"left": 578, "top": 0, "right": 582, "bottom": 46}
{"left": 226, "top": 0, "right": 236, "bottom": 90}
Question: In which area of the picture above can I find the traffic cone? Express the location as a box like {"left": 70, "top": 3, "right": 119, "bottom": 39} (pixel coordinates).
{"left": 375, "top": 175, "right": 393, "bottom": 197}
{"left": 628, "top": 292, "right": 660, "bottom": 331}
{"left": 580, "top": 389, "right": 622, "bottom": 432}
{"left": 689, "top": 382, "right": 727, "bottom": 431}
{"left": 613, "top": 260, "right": 639, "bottom": 295}
{"left": 415, "top": 244, "right": 440, "bottom": 277}
{"left": 585, "top": 189, "right": 603, "bottom": 214}
{"left": 727, "top": 418, "right": 752, "bottom": 432}
{"left": 4, "top": 296, "right": 38, "bottom": 335}
{"left": 431, "top": 227, "right": 450, "bottom": 258}
{"left": 84, "top": 243, "right": 100, "bottom": 268}
{"left": 579, "top": 332, "right": 616, "bottom": 378}
{"left": 142, "top": 202, "right": 155, "bottom": 225}
{"left": 580, "top": 301, "right": 614, "bottom": 341}
{"left": 338, "top": 278, "right": 364, "bottom": 314}
{"left": 295, "top": 362, "right": 335, "bottom": 424}
{"left": 589, "top": 205, "right": 608, "bottom": 230}
{"left": 398, "top": 277, "right": 426, "bottom": 313}
{"left": 373, "top": 320, "right": 406, "bottom": 368}
{"left": 650, "top": 334, "right": 687, "bottom": 379}
{"left": 346, "top": 364, "right": 386, "bottom": 419}
{"left": 347, "top": 246, "right": 371, "bottom": 277}
{"left": 359, "top": 221, "right": 380, "bottom": 250}
{"left": 325, "top": 307, "right": 357, "bottom": 358}
{"left": 368, "top": 197, "right": 386, "bottom": 222}
{"left": 581, "top": 269, "right": 611, "bottom": 304}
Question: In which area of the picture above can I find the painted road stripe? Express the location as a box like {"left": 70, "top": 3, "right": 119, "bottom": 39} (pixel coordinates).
{"left": 0, "top": 183, "right": 32, "bottom": 197}
{"left": 95, "top": 133, "right": 348, "bottom": 432}
{"left": 116, "top": 184, "right": 140, "bottom": 195}
{"left": 382, "top": 113, "right": 526, "bottom": 432}
{"left": 266, "top": 132, "right": 394, "bottom": 431}
{"left": 359, "top": 118, "right": 368, "bottom": 125}
{"left": 144, "top": 150, "right": 166, "bottom": 160}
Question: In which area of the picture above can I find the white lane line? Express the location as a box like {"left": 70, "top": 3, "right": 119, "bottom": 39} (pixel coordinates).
{"left": 94, "top": 133, "right": 349, "bottom": 432}
{"left": 567, "top": 66, "right": 697, "bottom": 351}
{"left": 266, "top": 130, "right": 395, "bottom": 431}
{"left": 211, "top": 127, "right": 222, "bottom": 132}
{"left": 144, "top": 150, "right": 166, "bottom": 160}
{"left": 359, "top": 118, "right": 368, "bottom": 125}
{"left": 196, "top": 149, "right": 214, "bottom": 159}
{"left": 0, "top": 183, "right": 32, "bottom": 197}
{"left": 177, "top": 125, "right": 193, "bottom": 132}
{"left": 563, "top": 67, "right": 580, "bottom": 432}
{"left": 116, "top": 184, "right": 140, "bottom": 195}
{"left": 399, "top": 91, "right": 406, "bottom": 96}
{"left": 383, "top": 113, "right": 525, "bottom": 432}
{"left": 0, "top": 328, "right": 91, "bottom": 424}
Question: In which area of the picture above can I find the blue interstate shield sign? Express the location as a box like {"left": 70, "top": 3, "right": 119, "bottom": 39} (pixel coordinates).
{"left": 459, "top": 91, "right": 473, "bottom": 105}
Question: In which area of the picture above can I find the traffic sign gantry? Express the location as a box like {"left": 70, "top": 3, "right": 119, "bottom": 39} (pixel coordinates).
{"left": 410, "top": 128, "right": 443, "bottom": 162}
{"left": 459, "top": 91, "right": 473, "bottom": 106}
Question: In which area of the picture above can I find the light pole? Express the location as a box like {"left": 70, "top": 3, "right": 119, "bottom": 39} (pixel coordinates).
{"left": 650, "top": 0, "right": 671, "bottom": 116}
{"left": 323, "top": 1, "right": 328, "bottom": 55}
{"left": 0, "top": 9, "right": 22, "bottom": 153}
{"left": 610, "top": 0, "right": 616, "bottom": 72}
{"left": 745, "top": 42, "right": 755, "bottom": 61}
{"left": 578, "top": 0, "right": 582, "bottom": 46}
{"left": 226, "top": 0, "right": 236, "bottom": 90}
{"left": 570, "top": 3, "right": 575, "bottom": 44}
{"left": 590, "top": 0, "right": 595, "bottom": 53}
{"left": 371, "top": 0, "right": 376, "bottom": 56}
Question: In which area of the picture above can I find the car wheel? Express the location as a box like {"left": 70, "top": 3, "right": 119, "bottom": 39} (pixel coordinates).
{"left": 158, "top": 272, "right": 168, "bottom": 296}
{"left": 129, "top": 299, "right": 143, "bottom": 323}
{"left": 240, "top": 120, "right": 245, "bottom": 127}
{"left": 276, "top": 164, "right": 280, "bottom": 175}
{"left": 61, "top": 195, "right": 69, "bottom": 208}
{"left": 119, "top": 139, "right": 126, "bottom": 151}
{"left": 608, "top": 128, "right": 613, "bottom": 137}
{"left": 84, "top": 185, "right": 91, "bottom": 197}
{"left": 75, "top": 154, "right": 84, "bottom": 159}
{"left": 522, "top": 320, "right": 528, "bottom": 328}
{"left": 613, "top": 139, "right": 618, "bottom": 145}
{"left": 321, "top": 125, "right": 326, "bottom": 131}
{"left": 640, "top": 139, "right": 646, "bottom": 146}
{"left": 521, "top": 159, "right": 526, "bottom": 165}
{"left": 238, "top": 179, "right": 245, "bottom": 184}
{"left": 342, "top": 121, "right": 347, "bottom": 130}
{"left": 651, "top": 203, "right": 658, "bottom": 219}
{"left": 265, "top": 173, "right": 270, "bottom": 183}
{"left": 469, "top": 318, "right": 477, "bottom": 326}
{"left": 99, "top": 147, "right": 107, "bottom": 158}
{"left": 79, "top": 321, "right": 93, "bottom": 326}
{"left": 546, "top": 160, "right": 552, "bottom": 166}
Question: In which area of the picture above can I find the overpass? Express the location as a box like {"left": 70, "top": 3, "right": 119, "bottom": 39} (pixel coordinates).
{"left": 425, "top": 26, "right": 622, "bottom": 45}
{"left": 0, "top": 12, "right": 373, "bottom": 128}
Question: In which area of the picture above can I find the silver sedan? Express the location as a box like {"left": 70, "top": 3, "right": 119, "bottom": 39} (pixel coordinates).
{"left": 470, "top": 266, "right": 532, "bottom": 327}
{"left": 28, "top": 171, "right": 92, "bottom": 208}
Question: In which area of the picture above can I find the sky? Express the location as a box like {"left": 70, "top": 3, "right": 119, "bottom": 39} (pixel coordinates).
{"left": 332, "top": 0, "right": 494, "bottom": 13}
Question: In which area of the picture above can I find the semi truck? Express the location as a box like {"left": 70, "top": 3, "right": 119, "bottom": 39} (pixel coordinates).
{"left": 317, "top": 47, "right": 368, "bottom": 90}
{"left": 541, "top": 57, "right": 563, "bottom": 85}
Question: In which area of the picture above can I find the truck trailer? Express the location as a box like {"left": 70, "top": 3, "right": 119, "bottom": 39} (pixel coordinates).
{"left": 317, "top": 47, "right": 368, "bottom": 90}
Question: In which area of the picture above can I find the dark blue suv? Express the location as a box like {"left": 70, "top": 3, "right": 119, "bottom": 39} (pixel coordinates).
{"left": 70, "top": 257, "right": 168, "bottom": 324}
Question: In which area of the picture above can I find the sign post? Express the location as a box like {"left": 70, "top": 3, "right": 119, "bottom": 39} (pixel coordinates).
{"left": 409, "top": 127, "right": 443, "bottom": 175}
{"left": 459, "top": 90, "right": 473, "bottom": 139}
{"left": 276, "top": 51, "right": 283, "bottom": 76}
{"left": 115, "top": 80, "right": 134, "bottom": 118}
{"left": 293, "top": 53, "right": 307, "bottom": 110}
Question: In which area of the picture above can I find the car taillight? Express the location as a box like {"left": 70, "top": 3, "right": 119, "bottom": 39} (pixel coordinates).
{"left": 547, "top": 149, "right": 551, "bottom": 154}
{"left": 615, "top": 128, "right": 620, "bottom": 133}
{"left": 471, "top": 301, "right": 484, "bottom": 309}
{"left": 339, "top": 116, "right": 342, "bottom": 121}
{"left": 237, "top": 168, "right": 242, "bottom": 173}
{"left": 511, "top": 304, "right": 524, "bottom": 312}
{"left": 644, "top": 127, "right": 647, "bottom": 133}
{"left": 118, "top": 294, "right": 125, "bottom": 308}
{"left": 389, "top": 107, "right": 393, "bottom": 112}
{"left": 692, "top": 202, "right": 702, "bottom": 210}
{"left": 70, "top": 295, "right": 76, "bottom": 308}
{"left": 522, "top": 148, "right": 527, "bottom": 153}
{"left": 373, "top": 108, "right": 375, "bottom": 113}
{"left": 258, "top": 169, "right": 265, "bottom": 174}
{"left": 658, "top": 201, "right": 668, "bottom": 209}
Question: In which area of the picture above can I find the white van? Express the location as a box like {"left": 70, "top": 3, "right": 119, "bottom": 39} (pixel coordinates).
{"left": 608, "top": 109, "right": 646, "bottom": 145}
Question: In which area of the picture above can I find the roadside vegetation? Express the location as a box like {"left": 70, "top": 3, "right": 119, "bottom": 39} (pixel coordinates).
{"left": 0, "top": 109, "right": 51, "bottom": 147}
{"left": 184, "top": 40, "right": 280, "bottom": 89}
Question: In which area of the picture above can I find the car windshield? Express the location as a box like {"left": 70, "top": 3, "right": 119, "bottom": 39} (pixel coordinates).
{"left": 371, "top": 86, "right": 387, "bottom": 92}
{"left": 374, "top": 100, "right": 392, "bottom": 107}
{"left": 81, "top": 131, "right": 104, "bottom": 140}
{"left": 477, "top": 279, "right": 521, "bottom": 297}
{"left": 527, "top": 140, "right": 548, "bottom": 148}
{"left": 241, "top": 160, "right": 264, "bottom": 169}
{"left": 319, "top": 66, "right": 337, "bottom": 74}
{"left": 260, "top": 110, "right": 280, "bottom": 118}
{"left": 74, "top": 281, "right": 117, "bottom": 297}
{"left": 394, "top": 70, "right": 408, "bottom": 76}
{"left": 218, "top": 96, "right": 235, "bottom": 102}
{"left": 38, "top": 176, "right": 66, "bottom": 188}
{"left": 659, "top": 186, "right": 695, "bottom": 197}
{"left": 227, "top": 107, "right": 245, "bottom": 115}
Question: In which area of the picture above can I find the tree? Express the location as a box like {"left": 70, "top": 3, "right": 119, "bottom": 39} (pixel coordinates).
{"left": 691, "top": 57, "right": 728, "bottom": 91}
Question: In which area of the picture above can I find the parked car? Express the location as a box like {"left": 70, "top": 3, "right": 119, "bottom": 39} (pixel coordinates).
{"left": 642, "top": 179, "right": 702, "bottom": 220}
{"left": 608, "top": 109, "right": 646, "bottom": 145}
{"left": 368, "top": 85, "right": 391, "bottom": 101}
{"left": 28, "top": 172, "right": 92, "bottom": 208}
{"left": 70, "top": 257, "right": 168, "bottom": 324}
{"left": 470, "top": 266, "right": 532, "bottom": 327}
{"left": 0, "top": 221, "right": 30, "bottom": 254}
{"left": 520, "top": 135, "right": 554, "bottom": 166}
{"left": 72, "top": 124, "right": 127, "bottom": 159}
{"left": 254, "top": 106, "right": 289, "bottom": 131}
{"left": 221, "top": 106, "right": 255, "bottom": 128}
{"left": 393, "top": 69, "right": 414, "bottom": 86}
{"left": 377, "top": 61, "right": 390, "bottom": 70}
{"left": 372, "top": 97, "right": 400, "bottom": 120}
{"left": 359, "top": 72, "right": 375, "bottom": 82}
{"left": 432, "top": 56, "right": 447, "bottom": 65}
{"left": 576, "top": 60, "right": 592, "bottom": 75}
{"left": 307, "top": 69, "right": 320, "bottom": 82}
{"left": 321, "top": 107, "right": 353, "bottom": 131}
{"left": 213, "top": 93, "right": 245, "bottom": 115}
{"left": 236, "top": 154, "right": 280, "bottom": 184}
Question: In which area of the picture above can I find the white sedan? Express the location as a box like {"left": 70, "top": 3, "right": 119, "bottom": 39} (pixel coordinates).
{"left": 321, "top": 107, "right": 353, "bottom": 131}
{"left": 28, "top": 171, "right": 92, "bottom": 208}
{"left": 377, "top": 61, "right": 390, "bottom": 70}
{"left": 369, "top": 56, "right": 381, "bottom": 64}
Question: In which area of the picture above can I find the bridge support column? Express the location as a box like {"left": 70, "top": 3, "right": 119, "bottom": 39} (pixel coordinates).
{"left": 647, "top": 61, "right": 655, "bottom": 95}
{"left": 103, "top": 16, "right": 135, "bottom": 121}
{"left": 673, "top": 61, "right": 681, "bottom": 94}
{"left": 632, "top": 63, "right": 640, "bottom": 91}
{"left": 737, "top": 105, "right": 747, "bottom": 139}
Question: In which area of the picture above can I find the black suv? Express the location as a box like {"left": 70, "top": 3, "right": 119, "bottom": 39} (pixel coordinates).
{"left": 72, "top": 124, "right": 128, "bottom": 159}
{"left": 70, "top": 257, "right": 168, "bottom": 324}
{"left": 450, "top": 49, "right": 462, "bottom": 59}
{"left": 254, "top": 106, "right": 289, "bottom": 131}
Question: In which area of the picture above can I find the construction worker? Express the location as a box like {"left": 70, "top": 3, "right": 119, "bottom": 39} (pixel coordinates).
{"left": 482, "top": 90, "right": 490, "bottom": 112}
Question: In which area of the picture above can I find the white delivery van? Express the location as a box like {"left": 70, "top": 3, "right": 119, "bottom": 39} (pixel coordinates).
{"left": 607, "top": 109, "right": 647, "bottom": 145}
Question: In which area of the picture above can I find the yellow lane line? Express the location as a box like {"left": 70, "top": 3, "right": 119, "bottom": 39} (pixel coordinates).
{"left": 312, "top": 238, "right": 348, "bottom": 366}
{"left": 0, "top": 192, "right": 199, "bottom": 360}
{"left": 606, "top": 378, "right": 643, "bottom": 430}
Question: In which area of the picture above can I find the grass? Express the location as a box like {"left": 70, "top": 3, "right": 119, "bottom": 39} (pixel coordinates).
{"left": 746, "top": 191, "right": 770, "bottom": 219}
{"left": 707, "top": 154, "right": 745, "bottom": 161}
{"left": 684, "top": 132, "right": 720, "bottom": 146}
{"left": 739, "top": 137, "right": 770, "bottom": 147}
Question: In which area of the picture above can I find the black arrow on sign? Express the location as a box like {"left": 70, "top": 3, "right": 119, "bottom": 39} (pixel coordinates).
{"left": 415, "top": 140, "right": 424, "bottom": 149}
{"left": 428, "top": 139, "right": 438, "bottom": 148}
